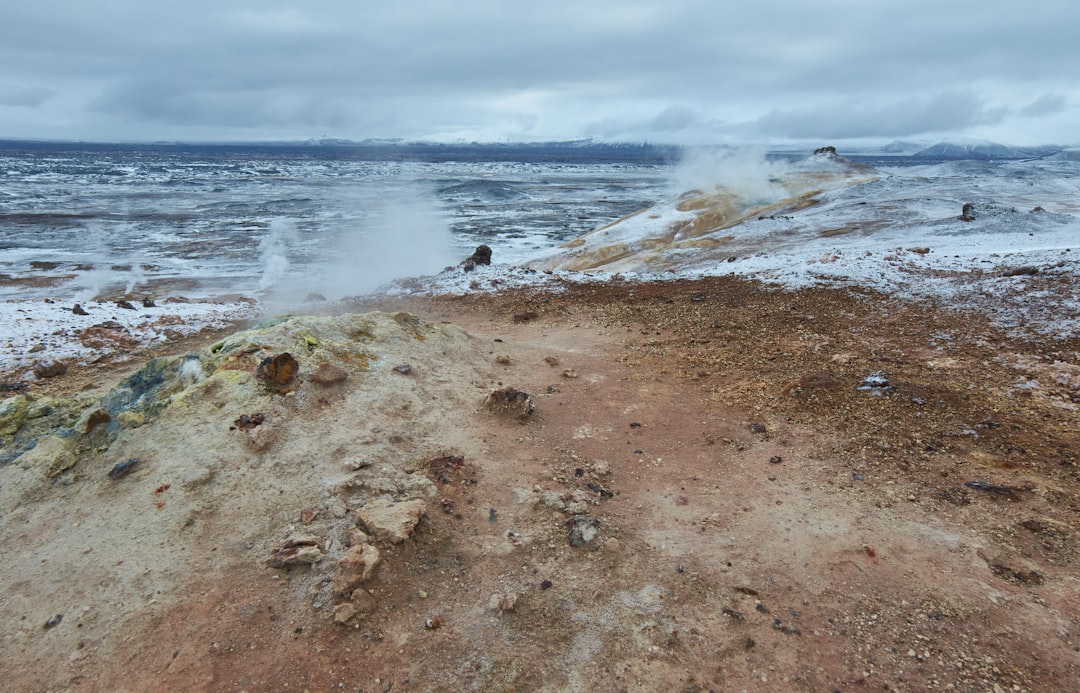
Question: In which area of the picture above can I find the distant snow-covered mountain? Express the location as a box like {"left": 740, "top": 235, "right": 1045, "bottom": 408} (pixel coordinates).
{"left": 910, "top": 140, "right": 1064, "bottom": 160}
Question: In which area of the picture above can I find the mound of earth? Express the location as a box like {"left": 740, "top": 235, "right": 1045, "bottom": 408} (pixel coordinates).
{"left": 528, "top": 147, "right": 880, "bottom": 273}
{"left": 1, "top": 277, "right": 1078, "bottom": 692}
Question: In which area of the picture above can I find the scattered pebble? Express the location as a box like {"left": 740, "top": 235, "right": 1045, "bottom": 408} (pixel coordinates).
{"left": 108, "top": 457, "right": 141, "bottom": 480}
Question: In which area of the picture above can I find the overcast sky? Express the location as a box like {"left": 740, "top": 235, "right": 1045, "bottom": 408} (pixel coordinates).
{"left": 0, "top": 1, "right": 1076, "bottom": 145}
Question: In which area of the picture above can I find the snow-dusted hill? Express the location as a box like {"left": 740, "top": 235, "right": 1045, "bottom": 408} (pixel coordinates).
{"left": 513, "top": 147, "right": 1080, "bottom": 335}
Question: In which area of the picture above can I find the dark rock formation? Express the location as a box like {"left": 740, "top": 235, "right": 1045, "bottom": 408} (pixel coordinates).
{"left": 461, "top": 244, "right": 493, "bottom": 272}
{"left": 483, "top": 387, "right": 535, "bottom": 422}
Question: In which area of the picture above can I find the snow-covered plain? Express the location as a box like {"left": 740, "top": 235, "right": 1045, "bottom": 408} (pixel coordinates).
{"left": 416, "top": 150, "right": 1080, "bottom": 338}
{"left": 4, "top": 148, "right": 1080, "bottom": 376}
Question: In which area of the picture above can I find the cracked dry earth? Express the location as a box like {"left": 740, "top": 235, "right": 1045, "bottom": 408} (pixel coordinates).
{"left": 3, "top": 276, "right": 1079, "bottom": 692}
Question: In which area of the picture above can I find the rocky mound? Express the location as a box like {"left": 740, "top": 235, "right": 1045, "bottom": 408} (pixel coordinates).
{"left": 0, "top": 310, "right": 515, "bottom": 689}
{"left": 527, "top": 147, "right": 880, "bottom": 273}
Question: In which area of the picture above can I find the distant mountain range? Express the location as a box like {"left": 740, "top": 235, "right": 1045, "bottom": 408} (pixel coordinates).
{"left": 874, "top": 139, "right": 1064, "bottom": 160}
{"left": 0, "top": 136, "right": 1070, "bottom": 162}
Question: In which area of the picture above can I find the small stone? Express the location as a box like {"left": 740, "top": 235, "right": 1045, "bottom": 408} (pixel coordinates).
{"left": 76, "top": 407, "right": 110, "bottom": 435}
{"left": 115, "top": 300, "right": 137, "bottom": 310}
{"left": 300, "top": 507, "right": 320, "bottom": 524}
{"left": 333, "top": 543, "right": 381, "bottom": 595}
{"left": 345, "top": 528, "right": 372, "bottom": 547}
{"left": 357, "top": 498, "right": 427, "bottom": 544}
{"left": 33, "top": 360, "right": 69, "bottom": 379}
{"left": 350, "top": 588, "right": 377, "bottom": 615}
{"left": 483, "top": 387, "right": 535, "bottom": 422}
{"left": 116, "top": 411, "right": 145, "bottom": 429}
{"left": 268, "top": 532, "right": 324, "bottom": 568}
{"left": 495, "top": 354, "right": 511, "bottom": 365}
{"left": 487, "top": 592, "right": 518, "bottom": 613}
{"left": 561, "top": 369, "right": 578, "bottom": 379}
{"left": 72, "top": 304, "right": 89, "bottom": 316}
{"left": 393, "top": 364, "right": 412, "bottom": 375}
{"left": 568, "top": 516, "right": 601, "bottom": 547}
{"left": 107, "top": 457, "right": 140, "bottom": 480}
{"left": 333, "top": 602, "right": 358, "bottom": 625}
{"left": 141, "top": 298, "right": 156, "bottom": 308}
{"left": 769, "top": 456, "right": 783, "bottom": 464}
{"left": 544, "top": 356, "right": 559, "bottom": 367}
{"left": 749, "top": 422, "right": 767, "bottom": 434}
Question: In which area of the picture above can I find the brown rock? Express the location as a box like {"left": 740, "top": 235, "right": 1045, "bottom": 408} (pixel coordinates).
{"left": 77, "top": 407, "right": 111, "bottom": 435}
{"left": 312, "top": 362, "right": 347, "bottom": 385}
{"left": 267, "top": 533, "right": 324, "bottom": 568}
{"left": 333, "top": 543, "right": 382, "bottom": 595}
{"left": 350, "top": 588, "right": 377, "bottom": 615}
{"left": 483, "top": 387, "right": 535, "bottom": 422}
{"left": 345, "top": 528, "right": 372, "bottom": 547}
{"left": 300, "top": 507, "right": 320, "bottom": 524}
{"left": 259, "top": 352, "right": 299, "bottom": 386}
{"left": 33, "top": 360, "right": 69, "bottom": 379}
{"left": 333, "top": 602, "right": 358, "bottom": 625}
{"left": 357, "top": 498, "right": 427, "bottom": 544}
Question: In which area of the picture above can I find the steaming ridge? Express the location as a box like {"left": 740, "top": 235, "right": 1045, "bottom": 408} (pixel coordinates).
{"left": 526, "top": 147, "right": 881, "bottom": 273}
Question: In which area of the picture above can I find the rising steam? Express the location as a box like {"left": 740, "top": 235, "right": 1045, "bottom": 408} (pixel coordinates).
{"left": 258, "top": 218, "right": 300, "bottom": 291}
{"left": 667, "top": 146, "right": 789, "bottom": 205}
{"left": 256, "top": 187, "right": 456, "bottom": 304}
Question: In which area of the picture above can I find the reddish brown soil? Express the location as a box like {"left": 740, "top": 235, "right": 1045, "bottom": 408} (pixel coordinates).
{"left": 4, "top": 277, "right": 1079, "bottom": 692}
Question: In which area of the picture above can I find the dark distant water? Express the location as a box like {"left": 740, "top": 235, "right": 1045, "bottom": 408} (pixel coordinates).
{"left": 0, "top": 142, "right": 673, "bottom": 300}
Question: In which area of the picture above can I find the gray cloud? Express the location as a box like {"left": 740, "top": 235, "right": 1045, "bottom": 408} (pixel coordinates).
{"left": 1, "top": 1, "right": 1078, "bottom": 143}
{"left": 1020, "top": 93, "right": 1068, "bottom": 118}
{"left": 753, "top": 92, "right": 1011, "bottom": 139}
{"left": 0, "top": 86, "right": 53, "bottom": 108}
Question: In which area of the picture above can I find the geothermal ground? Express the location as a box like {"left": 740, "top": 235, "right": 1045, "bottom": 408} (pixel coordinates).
{"left": 1, "top": 276, "right": 1079, "bottom": 692}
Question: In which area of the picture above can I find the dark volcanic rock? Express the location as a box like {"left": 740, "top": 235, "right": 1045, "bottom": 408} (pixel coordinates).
{"left": 483, "top": 387, "right": 535, "bottom": 422}
{"left": 461, "top": 244, "right": 493, "bottom": 272}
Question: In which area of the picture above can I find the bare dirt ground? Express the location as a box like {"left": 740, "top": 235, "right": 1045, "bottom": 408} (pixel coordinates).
{"left": 2, "top": 276, "right": 1079, "bottom": 692}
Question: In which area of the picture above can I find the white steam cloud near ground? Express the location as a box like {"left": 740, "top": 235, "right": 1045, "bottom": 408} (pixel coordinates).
{"left": 666, "top": 146, "right": 788, "bottom": 206}
{"left": 257, "top": 188, "right": 456, "bottom": 307}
